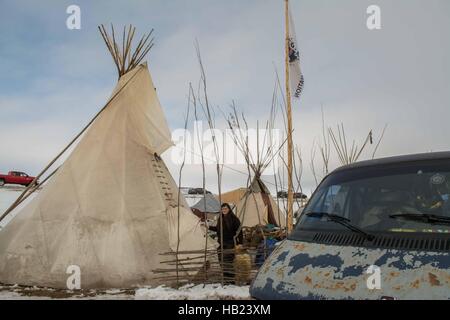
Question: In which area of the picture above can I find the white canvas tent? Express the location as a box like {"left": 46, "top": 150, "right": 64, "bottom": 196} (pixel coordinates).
{"left": 230, "top": 178, "right": 286, "bottom": 228}
{"left": 0, "top": 26, "right": 214, "bottom": 289}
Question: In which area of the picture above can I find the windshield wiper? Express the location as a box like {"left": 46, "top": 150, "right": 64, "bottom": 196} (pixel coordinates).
{"left": 389, "top": 213, "right": 450, "bottom": 225}
{"left": 306, "top": 212, "right": 374, "bottom": 241}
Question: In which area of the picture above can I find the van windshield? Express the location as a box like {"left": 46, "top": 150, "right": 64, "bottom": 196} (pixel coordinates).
{"left": 297, "top": 160, "right": 450, "bottom": 234}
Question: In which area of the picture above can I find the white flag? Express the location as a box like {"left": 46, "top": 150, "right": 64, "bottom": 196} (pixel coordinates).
{"left": 288, "top": 7, "right": 304, "bottom": 99}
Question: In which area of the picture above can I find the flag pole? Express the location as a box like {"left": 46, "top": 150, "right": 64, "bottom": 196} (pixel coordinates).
{"left": 284, "top": 0, "right": 294, "bottom": 232}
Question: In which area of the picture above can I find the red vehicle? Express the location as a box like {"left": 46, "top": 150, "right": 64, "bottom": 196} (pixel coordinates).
{"left": 0, "top": 171, "right": 36, "bottom": 187}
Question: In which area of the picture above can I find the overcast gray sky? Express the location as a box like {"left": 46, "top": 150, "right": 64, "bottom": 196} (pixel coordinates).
{"left": 0, "top": 0, "right": 449, "bottom": 194}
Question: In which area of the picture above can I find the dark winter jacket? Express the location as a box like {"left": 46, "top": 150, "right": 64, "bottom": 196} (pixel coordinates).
{"left": 209, "top": 213, "right": 243, "bottom": 245}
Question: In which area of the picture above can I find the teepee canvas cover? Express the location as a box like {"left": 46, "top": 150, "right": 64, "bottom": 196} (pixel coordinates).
{"left": 221, "top": 188, "right": 247, "bottom": 206}
{"left": 232, "top": 178, "right": 285, "bottom": 228}
{"left": 0, "top": 62, "right": 213, "bottom": 289}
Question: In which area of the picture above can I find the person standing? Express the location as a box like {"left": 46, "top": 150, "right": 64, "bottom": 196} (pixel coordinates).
{"left": 208, "top": 203, "right": 243, "bottom": 283}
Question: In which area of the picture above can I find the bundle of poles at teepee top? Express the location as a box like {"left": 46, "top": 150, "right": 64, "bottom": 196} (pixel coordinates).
{"left": 98, "top": 24, "right": 154, "bottom": 77}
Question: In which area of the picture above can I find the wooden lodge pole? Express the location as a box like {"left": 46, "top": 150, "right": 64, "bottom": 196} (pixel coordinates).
{"left": 285, "top": 0, "right": 294, "bottom": 232}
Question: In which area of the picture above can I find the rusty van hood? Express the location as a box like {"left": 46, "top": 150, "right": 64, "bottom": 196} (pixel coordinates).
{"left": 250, "top": 239, "right": 450, "bottom": 300}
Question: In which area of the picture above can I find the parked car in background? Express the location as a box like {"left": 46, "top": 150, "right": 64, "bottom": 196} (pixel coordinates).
{"left": 0, "top": 171, "right": 36, "bottom": 187}
{"left": 294, "top": 192, "right": 308, "bottom": 200}
{"left": 277, "top": 191, "right": 288, "bottom": 198}
{"left": 251, "top": 152, "right": 450, "bottom": 300}
{"left": 277, "top": 190, "right": 308, "bottom": 199}
{"left": 188, "top": 188, "right": 212, "bottom": 195}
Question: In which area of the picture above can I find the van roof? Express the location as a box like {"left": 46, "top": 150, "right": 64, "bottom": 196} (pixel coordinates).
{"left": 333, "top": 151, "right": 450, "bottom": 173}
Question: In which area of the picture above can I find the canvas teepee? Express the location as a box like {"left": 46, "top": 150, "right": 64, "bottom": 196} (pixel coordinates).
{"left": 228, "top": 178, "right": 285, "bottom": 228}
{"left": 0, "top": 25, "right": 214, "bottom": 289}
{"left": 221, "top": 188, "right": 247, "bottom": 206}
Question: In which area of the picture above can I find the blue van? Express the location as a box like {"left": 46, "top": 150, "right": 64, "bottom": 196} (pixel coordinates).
{"left": 250, "top": 152, "right": 450, "bottom": 300}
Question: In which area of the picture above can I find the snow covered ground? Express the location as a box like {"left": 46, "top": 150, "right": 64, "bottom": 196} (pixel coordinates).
{"left": 0, "top": 188, "right": 21, "bottom": 211}
{"left": 0, "top": 285, "right": 135, "bottom": 300}
{"left": 135, "top": 284, "right": 250, "bottom": 300}
{"left": 0, "top": 187, "right": 38, "bottom": 227}
{"left": 0, "top": 284, "right": 250, "bottom": 300}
